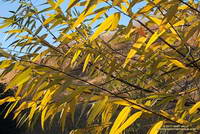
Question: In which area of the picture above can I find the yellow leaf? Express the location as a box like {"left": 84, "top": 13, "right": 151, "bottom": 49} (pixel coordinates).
{"left": 29, "top": 102, "right": 37, "bottom": 121}
{"left": 54, "top": 0, "right": 64, "bottom": 9}
{"left": 110, "top": 13, "right": 121, "bottom": 30}
{"left": 67, "top": 0, "right": 80, "bottom": 10}
{"left": 71, "top": 49, "right": 81, "bottom": 65}
{"left": 173, "top": 20, "right": 185, "bottom": 27}
{"left": 123, "top": 37, "right": 147, "bottom": 67}
{"left": 178, "top": 5, "right": 188, "bottom": 10}
{"left": 87, "top": 96, "right": 108, "bottom": 124}
{"left": 189, "top": 101, "right": 200, "bottom": 114}
{"left": 0, "top": 22, "right": 12, "bottom": 29}
{"left": 0, "top": 60, "right": 13, "bottom": 69}
{"left": 149, "top": 16, "right": 162, "bottom": 25}
{"left": 90, "top": 13, "right": 120, "bottom": 41}
{"left": 120, "top": 4, "right": 128, "bottom": 14}
{"left": 90, "top": 7, "right": 109, "bottom": 25}
{"left": 14, "top": 102, "right": 28, "bottom": 119}
{"left": 139, "top": 4, "right": 154, "bottom": 13}
{"left": 40, "top": 89, "right": 55, "bottom": 110}
{"left": 148, "top": 120, "right": 164, "bottom": 134}
{"left": 41, "top": 106, "right": 48, "bottom": 130}
{"left": 82, "top": 53, "right": 91, "bottom": 72}
{"left": 43, "top": 14, "right": 56, "bottom": 25}
{"left": 116, "top": 111, "right": 142, "bottom": 133}
{"left": 109, "top": 107, "right": 131, "bottom": 134}
{"left": 7, "top": 29, "right": 24, "bottom": 33}
{"left": 145, "top": 30, "right": 165, "bottom": 50}
{"left": 0, "top": 97, "right": 20, "bottom": 105}
{"left": 6, "top": 68, "right": 32, "bottom": 91}
{"left": 170, "top": 59, "right": 187, "bottom": 69}
{"left": 72, "top": 4, "right": 96, "bottom": 29}
{"left": 4, "top": 100, "right": 18, "bottom": 118}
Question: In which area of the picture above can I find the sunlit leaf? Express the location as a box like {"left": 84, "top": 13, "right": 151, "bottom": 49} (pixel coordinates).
{"left": 109, "top": 107, "right": 131, "bottom": 134}
{"left": 115, "top": 111, "right": 143, "bottom": 133}
{"left": 90, "top": 13, "right": 120, "bottom": 41}
{"left": 189, "top": 101, "right": 200, "bottom": 114}
{"left": 123, "top": 36, "right": 147, "bottom": 67}
{"left": 148, "top": 120, "right": 164, "bottom": 134}
{"left": 87, "top": 96, "right": 108, "bottom": 124}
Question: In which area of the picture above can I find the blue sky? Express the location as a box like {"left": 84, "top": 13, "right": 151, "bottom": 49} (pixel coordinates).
{"left": 0, "top": 0, "right": 146, "bottom": 55}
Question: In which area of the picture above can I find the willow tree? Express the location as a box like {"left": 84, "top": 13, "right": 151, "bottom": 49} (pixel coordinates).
{"left": 0, "top": 0, "right": 200, "bottom": 133}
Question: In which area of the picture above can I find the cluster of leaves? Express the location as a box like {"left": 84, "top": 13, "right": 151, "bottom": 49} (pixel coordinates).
{"left": 0, "top": 0, "right": 200, "bottom": 133}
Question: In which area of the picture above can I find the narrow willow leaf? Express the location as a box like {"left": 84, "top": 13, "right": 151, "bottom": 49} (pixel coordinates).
{"left": 109, "top": 13, "right": 120, "bottom": 30}
{"left": 6, "top": 68, "right": 32, "bottom": 91}
{"left": 60, "top": 104, "right": 69, "bottom": 132}
{"left": 145, "top": 30, "right": 165, "bottom": 50}
{"left": 6, "top": 29, "right": 24, "bottom": 33}
{"left": 170, "top": 59, "right": 187, "bottom": 69}
{"left": 173, "top": 20, "right": 185, "bottom": 27}
{"left": 40, "top": 89, "right": 55, "bottom": 110}
{"left": 139, "top": 0, "right": 162, "bottom": 13}
{"left": 148, "top": 120, "right": 164, "bottom": 134}
{"left": 67, "top": 0, "right": 80, "bottom": 11}
{"left": 0, "top": 60, "right": 12, "bottom": 69}
{"left": 175, "top": 97, "right": 185, "bottom": 115}
{"left": 43, "top": 14, "right": 56, "bottom": 25}
{"left": 4, "top": 100, "right": 18, "bottom": 118}
{"left": 72, "top": 4, "right": 96, "bottom": 29}
{"left": 82, "top": 53, "right": 91, "bottom": 72}
{"left": 109, "top": 107, "right": 131, "bottom": 134}
{"left": 0, "top": 49, "right": 11, "bottom": 58}
{"left": 14, "top": 102, "right": 28, "bottom": 119}
{"left": 148, "top": 16, "right": 162, "bottom": 25}
{"left": 123, "top": 37, "right": 147, "bottom": 67}
{"left": 87, "top": 96, "right": 108, "bottom": 124}
{"left": 47, "top": 0, "right": 56, "bottom": 8}
{"left": 89, "top": 7, "right": 109, "bottom": 25}
{"left": 71, "top": 49, "right": 81, "bottom": 65}
{"left": 0, "top": 22, "right": 12, "bottom": 29}
{"left": 90, "top": 13, "right": 120, "bottom": 41}
{"left": 41, "top": 106, "right": 48, "bottom": 130}
{"left": 139, "top": 4, "right": 154, "bottom": 13}
{"left": 189, "top": 101, "right": 200, "bottom": 114}
{"left": 54, "top": 0, "right": 64, "bottom": 9}
{"left": 115, "top": 111, "right": 143, "bottom": 133}
{"left": 0, "top": 97, "right": 20, "bottom": 105}
{"left": 29, "top": 103, "right": 37, "bottom": 121}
